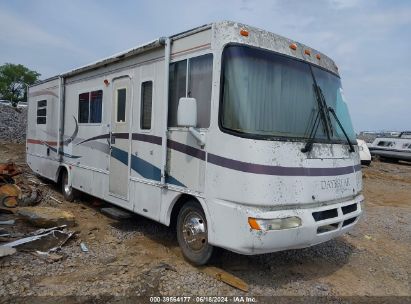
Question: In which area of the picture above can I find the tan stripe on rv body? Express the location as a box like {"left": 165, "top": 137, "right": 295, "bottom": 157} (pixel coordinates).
{"left": 29, "top": 89, "right": 59, "bottom": 98}
{"left": 171, "top": 43, "right": 211, "bottom": 59}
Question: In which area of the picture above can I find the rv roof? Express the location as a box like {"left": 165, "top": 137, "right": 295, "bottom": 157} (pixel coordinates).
{"left": 32, "top": 23, "right": 212, "bottom": 86}
{"left": 32, "top": 21, "right": 337, "bottom": 86}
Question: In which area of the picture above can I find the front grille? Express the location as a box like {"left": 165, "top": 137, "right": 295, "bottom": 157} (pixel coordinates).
{"left": 342, "top": 217, "right": 357, "bottom": 227}
{"left": 342, "top": 203, "right": 357, "bottom": 215}
{"left": 313, "top": 201, "right": 360, "bottom": 234}
{"left": 312, "top": 208, "right": 338, "bottom": 222}
{"left": 317, "top": 223, "right": 339, "bottom": 234}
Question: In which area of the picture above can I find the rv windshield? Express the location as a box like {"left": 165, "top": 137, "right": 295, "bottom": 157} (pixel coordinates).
{"left": 220, "top": 45, "right": 356, "bottom": 142}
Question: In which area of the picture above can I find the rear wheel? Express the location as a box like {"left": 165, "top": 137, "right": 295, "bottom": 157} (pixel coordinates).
{"left": 176, "top": 201, "right": 213, "bottom": 265}
{"left": 61, "top": 169, "right": 74, "bottom": 202}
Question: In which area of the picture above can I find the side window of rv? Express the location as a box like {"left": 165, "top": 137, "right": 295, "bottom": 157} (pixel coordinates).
{"left": 168, "top": 53, "right": 213, "bottom": 128}
{"left": 141, "top": 81, "right": 153, "bottom": 130}
{"left": 377, "top": 141, "right": 393, "bottom": 147}
{"left": 78, "top": 90, "right": 103, "bottom": 124}
{"left": 37, "top": 100, "right": 47, "bottom": 124}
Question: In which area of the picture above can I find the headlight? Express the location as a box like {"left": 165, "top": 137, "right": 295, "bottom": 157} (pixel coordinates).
{"left": 248, "top": 216, "right": 302, "bottom": 231}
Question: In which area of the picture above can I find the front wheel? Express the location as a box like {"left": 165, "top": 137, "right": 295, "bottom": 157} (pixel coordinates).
{"left": 61, "top": 170, "right": 75, "bottom": 202}
{"left": 176, "top": 201, "right": 213, "bottom": 265}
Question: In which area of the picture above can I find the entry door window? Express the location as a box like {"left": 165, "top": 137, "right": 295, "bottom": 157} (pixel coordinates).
{"left": 117, "top": 88, "right": 127, "bottom": 123}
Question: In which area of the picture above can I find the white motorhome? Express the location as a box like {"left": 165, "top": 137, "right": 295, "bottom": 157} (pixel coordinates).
{"left": 357, "top": 139, "right": 371, "bottom": 166}
{"left": 27, "top": 21, "right": 363, "bottom": 265}
{"left": 369, "top": 131, "right": 411, "bottom": 162}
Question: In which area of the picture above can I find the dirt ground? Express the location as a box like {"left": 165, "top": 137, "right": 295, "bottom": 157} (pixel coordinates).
{"left": 0, "top": 142, "right": 410, "bottom": 301}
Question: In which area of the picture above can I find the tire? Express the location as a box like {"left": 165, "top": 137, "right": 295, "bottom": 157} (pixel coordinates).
{"left": 176, "top": 201, "right": 213, "bottom": 265}
{"left": 61, "top": 169, "right": 75, "bottom": 202}
{"left": 361, "top": 160, "right": 371, "bottom": 166}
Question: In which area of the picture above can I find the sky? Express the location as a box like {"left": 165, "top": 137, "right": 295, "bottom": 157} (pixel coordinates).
{"left": 0, "top": 0, "right": 409, "bottom": 132}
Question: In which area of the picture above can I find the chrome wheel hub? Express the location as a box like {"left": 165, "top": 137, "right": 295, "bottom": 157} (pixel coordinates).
{"left": 63, "top": 174, "right": 72, "bottom": 195}
{"left": 64, "top": 183, "right": 72, "bottom": 195}
{"left": 182, "top": 211, "right": 207, "bottom": 252}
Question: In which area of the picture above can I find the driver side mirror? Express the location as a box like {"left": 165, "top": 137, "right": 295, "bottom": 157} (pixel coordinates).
{"left": 177, "top": 97, "right": 205, "bottom": 147}
{"left": 177, "top": 97, "right": 197, "bottom": 128}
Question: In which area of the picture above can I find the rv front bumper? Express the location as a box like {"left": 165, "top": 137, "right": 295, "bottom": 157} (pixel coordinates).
{"left": 208, "top": 194, "right": 364, "bottom": 255}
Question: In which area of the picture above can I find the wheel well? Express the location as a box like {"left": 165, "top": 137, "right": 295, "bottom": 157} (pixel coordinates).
{"left": 57, "top": 166, "right": 67, "bottom": 185}
{"left": 170, "top": 194, "right": 201, "bottom": 230}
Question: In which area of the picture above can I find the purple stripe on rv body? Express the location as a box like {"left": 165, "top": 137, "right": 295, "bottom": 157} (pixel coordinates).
{"left": 75, "top": 132, "right": 360, "bottom": 177}
{"left": 76, "top": 134, "right": 110, "bottom": 145}
{"left": 167, "top": 139, "right": 206, "bottom": 161}
{"left": 208, "top": 153, "right": 360, "bottom": 176}
{"left": 132, "top": 133, "right": 162, "bottom": 145}
{"left": 78, "top": 133, "right": 158, "bottom": 145}
{"left": 112, "top": 132, "right": 129, "bottom": 139}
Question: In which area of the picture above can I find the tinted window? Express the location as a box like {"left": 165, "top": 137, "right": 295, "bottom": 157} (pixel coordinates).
{"left": 36, "top": 100, "right": 47, "bottom": 125}
{"left": 90, "top": 90, "right": 102, "bottom": 123}
{"left": 377, "top": 141, "right": 393, "bottom": 147}
{"left": 188, "top": 54, "right": 212, "bottom": 128}
{"left": 141, "top": 81, "right": 153, "bottom": 130}
{"left": 79, "top": 90, "right": 102, "bottom": 123}
{"left": 78, "top": 93, "right": 89, "bottom": 123}
{"left": 38, "top": 100, "right": 47, "bottom": 107}
{"left": 221, "top": 45, "right": 356, "bottom": 142}
{"left": 168, "top": 60, "right": 187, "bottom": 127}
{"left": 117, "top": 88, "right": 126, "bottom": 122}
{"left": 37, "top": 108, "right": 46, "bottom": 116}
{"left": 37, "top": 117, "right": 46, "bottom": 124}
{"left": 168, "top": 55, "right": 213, "bottom": 128}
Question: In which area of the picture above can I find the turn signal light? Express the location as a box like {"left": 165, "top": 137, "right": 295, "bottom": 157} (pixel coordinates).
{"left": 248, "top": 218, "right": 261, "bottom": 230}
{"left": 248, "top": 217, "right": 302, "bottom": 231}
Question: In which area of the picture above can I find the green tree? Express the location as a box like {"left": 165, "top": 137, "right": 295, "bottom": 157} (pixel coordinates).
{"left": 0, "top": 63, "right": 40, "bottom": 105}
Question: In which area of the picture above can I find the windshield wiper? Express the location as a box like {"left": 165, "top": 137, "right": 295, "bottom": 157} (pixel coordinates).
{"left": 301, "top": 109, "right": 321, "bottom": 153}
{"left": 327, "top": 106, "right": 355, "bottom": 152}
{"left": 301, "top": 68, "right": 333, "bottom": 153}
{"left": 317, "top": 86, "right": 334, "bottom": 136}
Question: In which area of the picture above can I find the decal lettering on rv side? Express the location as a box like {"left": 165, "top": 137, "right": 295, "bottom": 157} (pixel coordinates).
{"left": 320, "top": 178, "right": 350, "bottom": 190}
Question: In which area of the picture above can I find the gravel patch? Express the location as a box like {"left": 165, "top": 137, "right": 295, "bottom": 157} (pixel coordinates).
{"left": 0, "top": 105, "right": 27, "bottom": 143}
{"left": 0, "top": 145, "right": 410, "bottom": 299}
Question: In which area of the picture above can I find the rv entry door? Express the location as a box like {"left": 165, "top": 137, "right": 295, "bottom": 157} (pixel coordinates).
{"left": 109, "top": 76, "right": 131, "bottom": 199}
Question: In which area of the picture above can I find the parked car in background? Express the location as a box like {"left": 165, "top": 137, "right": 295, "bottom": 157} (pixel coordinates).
{"left": 0, "top": 99, "right": 12, "bottom": 107}
{"left": 357, "top": 139, "right": 371, "bottom": 166}
{"left": 17, "top": 101, "right": 28, "bottom": 108}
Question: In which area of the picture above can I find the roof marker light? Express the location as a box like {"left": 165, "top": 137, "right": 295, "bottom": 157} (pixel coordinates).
{"left": 304, "top": 49, "right": 311, "bottom": 56}
{"left": 240, "top": 28, "right": 249, "bottom": 37}
{"left": 289, "top": 43, "right": 297, "bottom": 50}
{"left": 316, "top": 54, "right": 321, "bottom": 60}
